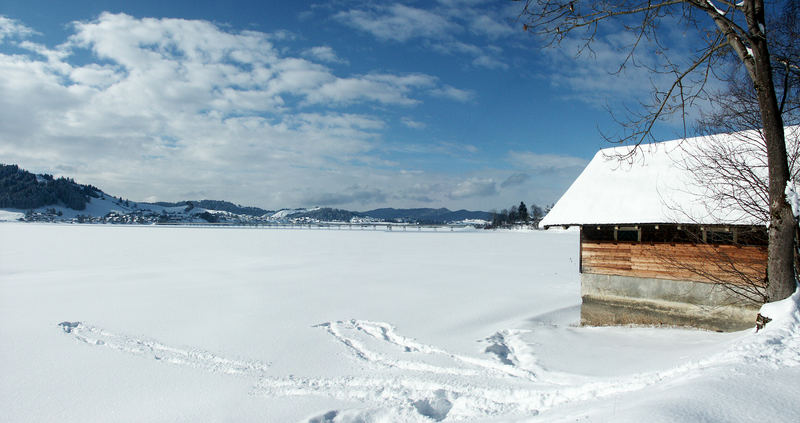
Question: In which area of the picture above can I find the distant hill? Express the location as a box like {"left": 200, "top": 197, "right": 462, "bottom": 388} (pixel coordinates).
{"left": 290, "top": 207, "right": 362, "bottom": 222}
{"left": 143, "top": 200, "right": 272, "bottom": 217}
{"left": 362, "top": 208, "right": 491, "bottom": 224}
{"left": 0, "top": 164, "right": 492, "bottom": 224}
{"left": 281, "top": 207, "right": 491, "bottom": 224}
{"left": 0, "top": 164, "right": 101, "bottom": 210}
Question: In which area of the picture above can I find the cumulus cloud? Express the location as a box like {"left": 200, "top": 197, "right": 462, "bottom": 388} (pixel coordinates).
{"left": 307, "top": 73, "right": 438, "bottom": 106}
{"left": 0, "top": 13, "right": 476, "bottom": 209}
{"left": 0, "top": 16, "right": 36, "bottom": 41}
{"left": 449, "top": 178, "right": 498, "bottom": 199}
{"left": 302, "top": 45, "right": 347, "bottom": 64}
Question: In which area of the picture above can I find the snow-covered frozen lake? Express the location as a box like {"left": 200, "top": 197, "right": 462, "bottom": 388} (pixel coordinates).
{"left": 1, "top": 223, "right": 799, "bottom": 422}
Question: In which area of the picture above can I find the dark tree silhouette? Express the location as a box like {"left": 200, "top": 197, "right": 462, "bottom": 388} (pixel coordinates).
{"left": 518, "top": 201, "right": 529, "bottom": 223}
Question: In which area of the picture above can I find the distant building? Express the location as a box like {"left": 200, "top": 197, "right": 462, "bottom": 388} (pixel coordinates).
{"left": 540, "top": 130, "right": 779, "bottom": 331}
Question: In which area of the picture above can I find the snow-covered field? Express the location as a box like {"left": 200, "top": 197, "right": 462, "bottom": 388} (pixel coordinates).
{"left": 1, "top": 223, "right": 798, "bottom": 422}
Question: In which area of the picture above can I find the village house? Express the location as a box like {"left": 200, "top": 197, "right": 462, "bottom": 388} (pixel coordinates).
{"left": 540, "top": 130, "right": 778, "bottom": 331}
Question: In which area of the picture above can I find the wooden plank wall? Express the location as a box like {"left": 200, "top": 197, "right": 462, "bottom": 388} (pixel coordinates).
{"left": 581, "top": 241, "right": 767, "bottom": 285}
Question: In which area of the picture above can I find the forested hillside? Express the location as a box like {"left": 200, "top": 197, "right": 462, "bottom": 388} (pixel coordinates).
{"left": 1, "top": 164, "right": 495, "bottom": 224}
{"left": 0, "top": 164, "right": 100, "bottom": 210}
{"left": 144, "top": 199, "right": 272, "bottom": 216}
{"left": 291, "top": 208, "right": 362, "bottom": 222}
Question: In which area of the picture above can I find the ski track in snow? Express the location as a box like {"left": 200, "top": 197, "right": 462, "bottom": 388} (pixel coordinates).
{"left": 59, "top": 314, "right": 800, "bottom": 422}
{"left": 314, "top": 320, "right": 545, "bottom": 381}
{"left": 58, "top": 321, "right": 271, "bottom": 376}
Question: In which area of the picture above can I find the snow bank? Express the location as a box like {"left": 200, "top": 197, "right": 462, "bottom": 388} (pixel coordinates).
{"left": 1, "top": 224, "right": 799, "bottom": 422}
{"left": 748, "top": 287, "right": 800, "bottom": 367}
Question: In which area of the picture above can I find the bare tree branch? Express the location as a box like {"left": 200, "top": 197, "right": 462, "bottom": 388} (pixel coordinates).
{"left": 519, "top": 0, "right": 800, "bottom": 302}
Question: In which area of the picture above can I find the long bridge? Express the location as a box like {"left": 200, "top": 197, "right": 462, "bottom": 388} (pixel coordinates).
{"left": 155, "top": 221, "right": 480, "bottom": 231}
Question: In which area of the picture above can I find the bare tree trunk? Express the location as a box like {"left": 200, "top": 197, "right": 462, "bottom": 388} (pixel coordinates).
{"left": 521, "top": 0, "right": 799, "bottom": 301}
{"left": 748, "top": 2, "right": 796, "bottom": 301}
{"left": 761, "top": 83, "right": 796, "bottom": 301}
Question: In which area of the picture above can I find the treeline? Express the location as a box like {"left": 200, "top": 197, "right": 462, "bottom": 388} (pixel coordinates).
{"left": 362, "top": 207, "right": 491, "bottom": 223}
{"left": 145, "top": 199, "right": 272, "bottom": 216}
{"left": 488, "top": 201, "right": 552, "bottom": 228}
{"left": 0, "top": 164, "right": 100, "bottom": 210}
{"left": 295, "top": 207, "right": 360, "bottom": 222}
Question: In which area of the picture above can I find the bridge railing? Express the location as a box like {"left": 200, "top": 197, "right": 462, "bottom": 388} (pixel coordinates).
{"left": 154, "top": 221, "right": 478, "bottom": 231}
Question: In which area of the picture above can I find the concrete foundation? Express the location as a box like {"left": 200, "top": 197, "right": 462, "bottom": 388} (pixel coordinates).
{"left": 581, "top": 273, "right": 761, "bottom": 332}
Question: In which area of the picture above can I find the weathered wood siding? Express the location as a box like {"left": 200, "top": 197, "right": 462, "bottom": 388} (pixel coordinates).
{"left": 581, "top": 241, "right": 767, "bottom": 285}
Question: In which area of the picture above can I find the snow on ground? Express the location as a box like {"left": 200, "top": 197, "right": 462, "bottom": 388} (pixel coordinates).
{"left": 0, "top": 210, "right": 23, "bottom": 221}
{"left": 1, "top": 223, "right": 798, "bottom": 422}
{"left": 1, "top": 195, "right": 139, "bottom": 219}
{"left": 270, "top": 208, "right": 318, "bottom": 220}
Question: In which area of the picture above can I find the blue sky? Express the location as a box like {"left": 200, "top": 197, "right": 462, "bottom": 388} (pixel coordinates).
{"left": 0, "top": 0, "right": 696, "bottom": 211}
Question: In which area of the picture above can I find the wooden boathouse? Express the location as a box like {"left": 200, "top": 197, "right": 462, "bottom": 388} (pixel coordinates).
{"left": 541, "top": 132, "right": 770, "bottom": 331}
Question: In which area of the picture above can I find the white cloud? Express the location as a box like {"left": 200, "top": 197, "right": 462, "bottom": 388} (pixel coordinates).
{"left": 428, "top": 40, "right": 508, "bottom": 70}
{"left": 68, "top": 63, "right": 123, "bottom": 88}
{"left": 508, "top": 151, "right": 588, "bottom": 171}
{"left": 303, "top": 185, "right": 387, "bottom": 206}
{"left": 449, "top": 178, "right": 498, "bottom": 199}
{"left": 335, "top": 4, "right": 459, "bottom": 42}
{"left": 538, "top": 23, "right": 718, "bottom": 123}
{"left": 333, "top": 3, "right": 519, "bottom": 74}
{"left": 543, "top": 33, "right": 655, "bottom": 104}
{"left": 0, "top": 16, "right": 36, "bottom": 41}
{"left": 401, "top": 117, "right": 427, "bottom": 129}
{"left": 302, "top": 45, "right": 347, "bottom": 64}
{"left": 464, "top": 144, "right": 479, "bottom": 153}
{"left": 293, "top": 113, "right": 385, "bottom": 131}
{"left": 0, "top": 13, "right": 487, "bottom": 210}
{"left": 472, "top": 54, "right": 508, "bottom": 70}
{"left": 430, "top": 85, "right": 475, "bottom": 102}
{"left": 469, "top": 15, "right": 514, "bottom": 39}
{"left": 306, "top": 73, "right": 435, "bottom": 106}
{"left": 428, "top": 40, "right": 483, "bottom": 56}
{"left": 500, "top": 173, "right": 530, "bottom": 188}
{"left": 265, "top": 58, "right": 336, "bottom": 98}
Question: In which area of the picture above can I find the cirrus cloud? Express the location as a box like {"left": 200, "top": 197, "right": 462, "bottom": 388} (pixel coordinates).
{"left": 500, "top": 173, "right": 530, "bottom": 188}
{"left": 334, "top": 4, "right": 460, "bottom": 42}
{"left": 508, "top": 151, "right": 588, "bottom": 171}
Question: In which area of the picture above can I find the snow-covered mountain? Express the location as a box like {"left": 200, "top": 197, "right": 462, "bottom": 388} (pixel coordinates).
{"left": 0, "top": 164, "right": 270, "bottom": 223}
{"left": 0, "top": 164, "right": 490, "bottom": 225}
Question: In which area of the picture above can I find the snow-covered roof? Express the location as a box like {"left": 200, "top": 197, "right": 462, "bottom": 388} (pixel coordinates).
{"left": 540, "top": 129, "right": 787, "bottom": 228}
